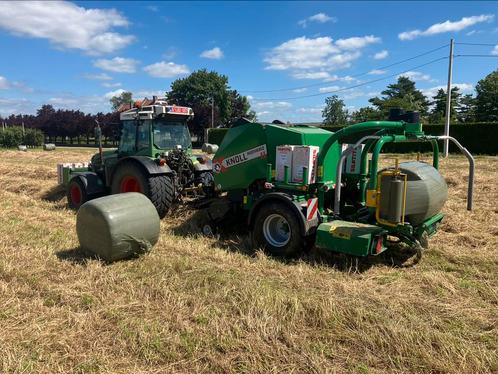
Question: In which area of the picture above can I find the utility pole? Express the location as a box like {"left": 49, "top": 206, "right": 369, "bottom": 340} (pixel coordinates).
{"left": 211, "top": 97, "right": 214, "bottom": 129}
{"left": 443, "top": 38, "right": 454, "bottom": 158}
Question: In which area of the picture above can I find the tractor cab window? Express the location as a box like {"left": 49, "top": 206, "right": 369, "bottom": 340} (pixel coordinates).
{"left": 119, "top": 120, "right": 136, "bottom": 154}
{"left": 152, "top": 121, "right": 191, "bottom": 150}
{"left": 119, "top": 120, "right": 150, "bottom": 154}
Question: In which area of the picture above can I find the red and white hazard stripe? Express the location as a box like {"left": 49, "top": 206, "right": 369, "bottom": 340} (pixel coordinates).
{"left": 307, "top": 198, "right": 318, "bottom": 221}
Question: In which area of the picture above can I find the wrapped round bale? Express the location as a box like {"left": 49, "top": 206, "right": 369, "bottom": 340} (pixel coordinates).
{"left": 76, "top": 192, "right": 160, "bottom": 262}
{"left": 18, "top": 145, "right": 27, "bottom": 151}
{"left": 43, "top": 143, "right": 56, "bottom": 151}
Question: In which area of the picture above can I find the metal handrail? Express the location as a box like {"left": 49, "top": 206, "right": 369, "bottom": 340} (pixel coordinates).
{"left": 434, "top": 136, "right": 475, "bottom": 211}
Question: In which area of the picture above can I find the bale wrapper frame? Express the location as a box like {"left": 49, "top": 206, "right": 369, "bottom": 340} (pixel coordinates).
{"left": 209, "top": 110, "right": 474, "bottom": 259}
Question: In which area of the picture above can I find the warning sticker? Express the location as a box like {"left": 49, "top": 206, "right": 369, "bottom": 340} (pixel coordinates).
{"left": 329, "top": 225, "right": 352, "bottom": 240}
{"left": 213, "top": 144, "right": 267, "bottom": 173}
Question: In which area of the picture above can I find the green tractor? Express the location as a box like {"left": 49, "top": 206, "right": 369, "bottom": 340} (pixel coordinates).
{"left": 61, "top": 100, "right": 213, "bottom": 218}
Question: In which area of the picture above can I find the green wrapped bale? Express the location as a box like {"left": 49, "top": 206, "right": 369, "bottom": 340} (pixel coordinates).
{"left": 76, "top": 192, "right": 160, "bottom": 262}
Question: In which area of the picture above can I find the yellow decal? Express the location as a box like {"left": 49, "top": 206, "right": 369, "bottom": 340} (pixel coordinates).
{"left": 366, "top": 189, "right": 377, "bottom": 207}
{"left": 243, "top": 196, "right": 248, "bottom": 204}
{"left": 329, "top": 225, "right": 352, "bottom": 240}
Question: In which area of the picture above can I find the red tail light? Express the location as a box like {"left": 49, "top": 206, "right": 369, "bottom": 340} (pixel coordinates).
{"left": 375, "top": 236, "right": 384, "bottom": 254}
{"left": 158, "top": 159, "right": 166, "bottom": 166}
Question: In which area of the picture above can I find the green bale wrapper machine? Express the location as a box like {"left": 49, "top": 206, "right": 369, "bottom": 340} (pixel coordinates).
{"left": 209, "top": 110, "right": 474, "bottom": 259}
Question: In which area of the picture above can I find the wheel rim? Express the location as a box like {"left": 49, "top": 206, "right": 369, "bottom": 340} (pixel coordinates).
{"left": 120, "top": 176, "right": 141, "bottom": 192}
{"left": 70, "top": 184, "right": 82, "bottom": 206}
{"left": 263, "top": 213, "right": 291, "bottom": 247}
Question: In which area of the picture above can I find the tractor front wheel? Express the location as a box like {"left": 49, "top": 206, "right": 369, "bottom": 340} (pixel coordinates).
{"left": 67, "top": 178, "right": 87, "bottom": 210}
{"left": 111, "top": 162, "right": 175, "bottom": 218}
{"left": 252, "top": 202, "right": 304, "bottom": 257}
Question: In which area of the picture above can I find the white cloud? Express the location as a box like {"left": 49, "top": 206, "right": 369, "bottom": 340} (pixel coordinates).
{"left": 319, "top": 85, "right": 341, "bottom": 93}
{"left": 0, "top": 76, "right": 33, "bottom": 93}
{"left": 0, "top": 1, "right": 135, "bottom": 54}
{"left": 147, "top": 5, "right": 158, "bottom": 12}
{"left": 252, "top": 101, "right": 292, "bottom": 109}
{"left": 398, "top": 71, "right": 433, "bottom": 82}
{"left": 292, "top": 71, "right": 331, "bottom": 80}
{"left": 162, "top": 47, "right": 178, "bottom": 60}
{"left": 368, "top": 69, "right": 387, "bottom": 75}
{"left": 94, "top": 57, "right": 139, "bottom": 73}
{"left": 0, "top": 76, "right": 9, "bottom": 89}
{"left": 297, "top": 107, "right": 323, "bottom": 114}
{"left": 0, "top": 98, "right": 34, "bottom": 116}
{"left": 421, "top": 83, "right": 473, "bottom": 98}
{"left": 373, "top": 50, "right": 389, "bottom": 60}
{"left": 492, "top": 45, "right": 498, "bottom": 55}
{"left": 335, "top": 35, "right": 380, "bottom": 50}
{"left": 265, "top": 35, "right": 379, "bottom": 80}
{"left": 298, "top": 13, "right": 336, "bottom": 28}
{"left": 143, "top": 61, "right": 190, "bottom": 78}
{"left": 48, "top": 97, "right": 79, "bottom": 106}
{"left": 102, "top": 82, "right": 122, "bottom": 88}
{"left": 134, "top": 90, "right": 166, "bottom": 98}
{"left": 84, "top": 73, "right": 113, "bottom": 81}
{"left": 399, "top": 14, "right": 494, "bottom": 40}
{"left": 104, "top": 88, "right": 126, "bottom": 99}
{"left": 292, "top": 88, "right": 308, "bottom": 93}
{"left": 200, "top": 47, "right": 224, "bottom": 59}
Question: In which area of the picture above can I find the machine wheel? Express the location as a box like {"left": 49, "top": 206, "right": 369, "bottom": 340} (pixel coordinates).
{"left": 252, "top": 202, "right": 304, "bottom": 257}
{"left": 111, "top": 162, "right": 174, "bottom": 218}
{"left": 67, "top": 177, "right": 88, "bottom": 210}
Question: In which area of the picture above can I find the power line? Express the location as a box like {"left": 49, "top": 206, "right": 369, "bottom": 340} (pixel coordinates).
{"left": 455, "top": 42, "right": 497, "bottom": 47}
{"left": 241, "top": 43, "right": 449, "bottom": 93}
{"left": 455, "top": 54, "right": 498, "bottom": 58}
{"left": 251, "top": 56, "right": 448, "bottom": 101}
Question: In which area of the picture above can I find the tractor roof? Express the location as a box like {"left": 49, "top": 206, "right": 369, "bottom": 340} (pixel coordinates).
{"left": 120, "top": 103, "right": 194, "bottom": 121}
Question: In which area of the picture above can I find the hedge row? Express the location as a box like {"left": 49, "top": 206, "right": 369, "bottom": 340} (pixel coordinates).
{"left": 0, "top": 127, "right": 45, "bottom": 148}
{"left": 207, "top": 123, "right": 498, "bottom": 155}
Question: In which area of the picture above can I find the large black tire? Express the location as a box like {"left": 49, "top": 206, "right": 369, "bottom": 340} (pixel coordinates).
{"left": 111, "top": 162, "right": 174, "bottom": 218}
{"left": 67, "top": 177, "right": 88, "bottom": 210}
{"left": 252, "top": 202, "right": 304, "bottom": 257}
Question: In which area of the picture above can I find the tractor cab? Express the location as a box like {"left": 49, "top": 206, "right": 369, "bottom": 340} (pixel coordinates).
{"left": 118, "top": 103, "right": 194, "bottom": 158}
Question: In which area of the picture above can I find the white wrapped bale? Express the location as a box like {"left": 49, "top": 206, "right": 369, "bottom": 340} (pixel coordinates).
{"left": 76, "top": 193, "right": 160, "bottom": 262}
{"left": 44, "top": 143, "right": 56, "bottom": 151}
{"left": 18, "top": 145, "right": 27, "bottom": 151}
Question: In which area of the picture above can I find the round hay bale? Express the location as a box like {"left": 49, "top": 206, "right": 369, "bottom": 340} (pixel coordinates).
{"left": 76, "top": 193, "right": 160, "bottom": 262}
{"left": 18, "top": 145, "right": 27, "bottom": 151}
{"left": 43, "top": 143, "right": 56, "bottom": 151}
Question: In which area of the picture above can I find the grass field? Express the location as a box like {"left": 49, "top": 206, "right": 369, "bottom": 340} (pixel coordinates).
{"left": 0, "top": 148, "right": 497, "bottom": 373}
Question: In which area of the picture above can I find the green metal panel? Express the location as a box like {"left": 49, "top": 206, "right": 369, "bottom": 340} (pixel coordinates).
{"left": 315, "top": 220, "right": 386, "bottom": 256}
{"left": 212, "top": 123, "right": 268, "bottom": 190}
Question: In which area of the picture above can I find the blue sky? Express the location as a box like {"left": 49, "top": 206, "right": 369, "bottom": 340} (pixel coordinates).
{"left": 0, "top": 1, "right": 497, "bottom": 122}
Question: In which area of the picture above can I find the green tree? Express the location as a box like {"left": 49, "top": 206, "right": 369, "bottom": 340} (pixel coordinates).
{"left": 229, "top": 90, "right": 256, "bottom": 122}
{"left": 369, "top": 76, "right": 429, "bottom": 117}
{"left": 457, "top": 94, "right": 476, "bottom": 123}
{"left": 322, "top": 95, "right": 348, "bottom": 125}
{"left": 428, "top": 87, "right": 460, "bottom": 124}
{"left": 475, "top": 69, "right": 498, "bottom": 121}
{"left": 109, "top": 91, "right": 133, "bottom": 112}
{"left": 167, "top": 70, "right": 230, "bottom": 132}
{"left": 350, "top": 106, "right": 382, "bottom": 123}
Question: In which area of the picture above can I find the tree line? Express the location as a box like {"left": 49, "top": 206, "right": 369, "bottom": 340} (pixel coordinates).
{"left": 322, "top": 69, "right": 498, "bottom": 126}
{"left": 0, "top": 68, "right": 496, "bottom": 147}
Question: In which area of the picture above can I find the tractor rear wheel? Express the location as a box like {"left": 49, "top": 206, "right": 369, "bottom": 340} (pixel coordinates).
{"left": 111, "top": 162, "right": 175, "bottom": 218}
{"left": 67, "top": 177, "right": 87, "bottom": 210}
{"left": 252, "top": 202, "right": 304, "bottom": 257}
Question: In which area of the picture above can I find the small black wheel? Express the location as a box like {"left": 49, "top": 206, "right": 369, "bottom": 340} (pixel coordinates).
{"left": 67, "top": 177, "right": 87, "bottom": 210}
{"left": 252, "top": 202, "right": 304, "bottom": 257}
{"left": 111, "top": 162, "right": 175, "bottom": 218}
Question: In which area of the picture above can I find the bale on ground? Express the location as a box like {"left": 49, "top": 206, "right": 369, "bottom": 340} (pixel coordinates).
{"left": 76, "top": 192, "right": 160, "bottom": 262}
{"left": 43, "top": 143, "right": 56, "bottom": 151}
